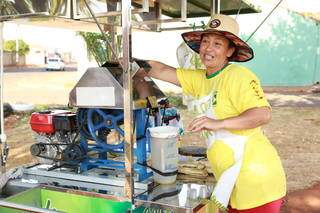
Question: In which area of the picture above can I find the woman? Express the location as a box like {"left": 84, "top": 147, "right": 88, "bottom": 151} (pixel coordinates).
{"left": 144, "top": 14, "right": 286, "bottom": 213}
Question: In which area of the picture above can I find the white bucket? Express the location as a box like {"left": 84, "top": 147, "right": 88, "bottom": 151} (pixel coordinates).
{"left": 149, "top": 126, "right": 179, "bottom": 184}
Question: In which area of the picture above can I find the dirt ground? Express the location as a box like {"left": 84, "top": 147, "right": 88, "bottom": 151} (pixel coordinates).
{"left": 2, "top": 71, "right": 320, "bottom": 212}
{"left": 4, "top": 106, "right": 320, "bottom": 212}
{"left": 179, "top": 106, "right": 320, "bottom": 213}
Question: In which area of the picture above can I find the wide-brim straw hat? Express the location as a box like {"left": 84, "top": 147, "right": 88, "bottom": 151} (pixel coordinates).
{"left": 181, "top": 14, "right": 254, "bottom": 62}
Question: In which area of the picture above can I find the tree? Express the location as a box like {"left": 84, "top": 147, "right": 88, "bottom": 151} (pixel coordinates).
{"left": 77, "top": 32, "right": 121, "bottom": 66}
{"left": 4, "top": 40, "right": 30, "bottom": 56}
{"left": 0, "top": 0, "right": 18, "bottom": 15}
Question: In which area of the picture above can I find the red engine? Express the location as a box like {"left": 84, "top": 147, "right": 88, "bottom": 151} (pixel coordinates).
{"left": 29, "top": 110, "right": 79, "bottom": 164}
{"left": 29, "top": 110, "right": 76, "bottom": 134}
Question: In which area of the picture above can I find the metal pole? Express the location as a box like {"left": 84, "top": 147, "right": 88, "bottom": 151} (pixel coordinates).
{"left": 246, "top": 0, "right": 284, "bottom": 42}
{"left": 210, "top": 0, "right": 215, "bottom": 17}
{"left": 122, "top": 0, "right": 134, "bottom": 203}
{"left": 216, "top": 0, "right": 220, "bottom": 14}
{"left": 0, "top": 22, "right": 4, "bottom": 136}
{"left": 210, "top": 0, "right": 220, "bottom": 16}
{"left": 83, "top": 0, "right": 121, "bottom": 65}
{"left": 15, "top": 25, "right": 19, "bottom": 64}
{"left": 142, "top": 0, "right": 149, "bottom": 13}
{"left": 155, "top": 1, "right": 161, "bottom": 32}
{"left": 0, "top": 22, "right": 7, "bottom": 174}
{"left": 110, "top": 23, "right": 117, "bottom": 61}
{"left": 181, "top": 0, "right": 187, "bottom": 21}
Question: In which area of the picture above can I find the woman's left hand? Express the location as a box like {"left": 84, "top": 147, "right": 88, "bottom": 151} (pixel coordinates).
{"left": 186, "top": 116, "right": 224, "bottom": 132}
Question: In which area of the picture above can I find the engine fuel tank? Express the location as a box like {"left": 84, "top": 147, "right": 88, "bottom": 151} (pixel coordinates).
{"left": 29, "top": 110, "right": 70, "bottom": 134}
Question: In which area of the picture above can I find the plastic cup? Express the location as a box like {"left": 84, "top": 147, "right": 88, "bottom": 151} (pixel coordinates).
{"left": 189, "top": 188, "right": 197, "bottom": 199}
{"left": 199, "top": 186, "right": 208, "bottom": 199}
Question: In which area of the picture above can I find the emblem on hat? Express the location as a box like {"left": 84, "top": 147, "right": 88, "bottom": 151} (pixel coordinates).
{"left": 181, "top": 14, "right": 253, "bottom": 62}
{"left": 209, "top": 19, "right": 221, "bottom": 28}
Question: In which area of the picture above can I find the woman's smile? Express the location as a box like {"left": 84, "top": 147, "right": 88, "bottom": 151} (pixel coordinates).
{"left": 204, "top": 54, "right": 214, "bottom": 60}
{"left": 199, "top": 33, "right": 234, "bottom": 73}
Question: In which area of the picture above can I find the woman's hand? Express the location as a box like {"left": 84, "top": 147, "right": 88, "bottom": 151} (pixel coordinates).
{"left": 186, "top": 107, "right": 271, "bottom": 133}
{"left": 186, "top": 116, "right": 224, "bottom": 132}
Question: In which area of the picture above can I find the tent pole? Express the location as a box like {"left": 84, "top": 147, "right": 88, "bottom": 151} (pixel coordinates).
{"left": 210, "top": 0, "right": 220, "bottom": 16}
{"left": 122, "top": 0, "right": 134, "bottom": 204}
{"left": 0, "top": 22, "right": 8, "bottom": 174}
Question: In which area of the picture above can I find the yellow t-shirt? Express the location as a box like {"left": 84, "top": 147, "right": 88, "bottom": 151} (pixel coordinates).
{"left": 177, "top": 64, "right": 286, "bottom": 210}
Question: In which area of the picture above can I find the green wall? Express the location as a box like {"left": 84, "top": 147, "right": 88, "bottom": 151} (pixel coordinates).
{"left": 241, "top": 11, "right": 320, "bottom": 86}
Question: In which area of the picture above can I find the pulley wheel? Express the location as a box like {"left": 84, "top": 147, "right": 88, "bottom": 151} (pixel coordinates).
{"left": 62, "top": 144, "right": 84, "bottom": 162}
{"left": 30, "top": 143, "right": 46, "bottom": 156}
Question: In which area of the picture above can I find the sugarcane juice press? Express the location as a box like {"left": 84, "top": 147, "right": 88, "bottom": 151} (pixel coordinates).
{"left": 28, "top": 61, "right": 164, "bottom": 182}
{"left": 2, "top": 62, "right": 211, "bottom": 212}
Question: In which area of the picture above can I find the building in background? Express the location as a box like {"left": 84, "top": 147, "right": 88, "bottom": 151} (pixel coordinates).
{"left": 239, "top": 8, "right": 320, "bottom": 86}
{"left": 2, "top": 0, "right": 320, "bottom": 86}
{"left": 3, "top": 24, "right": 81, "bottom": 67}
{"left": 135, "top": 0, "right": 320, "bottom": 87}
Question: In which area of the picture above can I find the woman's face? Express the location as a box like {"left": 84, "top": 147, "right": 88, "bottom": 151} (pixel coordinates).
{"left": 199, "top": 33, "right": 235, "bottom": 71}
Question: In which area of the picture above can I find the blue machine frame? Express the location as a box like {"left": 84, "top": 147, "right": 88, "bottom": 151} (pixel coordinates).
{"left": 77, "top": 108, "right": 152, "bottom": 182}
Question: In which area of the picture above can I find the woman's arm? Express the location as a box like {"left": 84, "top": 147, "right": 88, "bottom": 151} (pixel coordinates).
{"left": 147, "top": 60, "right": 180, "bottom": 86}
{"left": 187, "top": 106, "right": 271, "bottom": 132}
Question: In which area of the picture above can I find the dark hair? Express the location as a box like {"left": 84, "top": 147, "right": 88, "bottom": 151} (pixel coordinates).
{"left": 228, "top": 40, "right": 235, "bottom": 48}
{"left": 228, "top": 40, "right": 237, "bottom": 59}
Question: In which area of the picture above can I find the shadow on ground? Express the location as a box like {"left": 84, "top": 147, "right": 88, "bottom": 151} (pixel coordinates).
{"left": 282, "top": 182, "right": 320, "bottom": 213}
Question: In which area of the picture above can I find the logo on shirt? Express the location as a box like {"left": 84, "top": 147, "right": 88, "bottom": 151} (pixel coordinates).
{"left": 212, "top": 91, "right": 218, "bottom": 106}
{"left": 250, "top": 80, "right": 264, "bottom": 99}
{"left": 184, "top": 90, "right": 218, "bottom": 140}
{"left": 185, "top": 90, "right": 218, "bottom": 114}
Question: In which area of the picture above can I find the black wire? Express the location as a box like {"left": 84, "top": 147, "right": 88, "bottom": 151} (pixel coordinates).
{"left": 246, "top": 0, "right": 284, "bottom": 42}
{"left": 136, "top": 162, "right": 178, "bottom": 176}
{"left": 150, "top": 189, "right": 181, "bottom": 202}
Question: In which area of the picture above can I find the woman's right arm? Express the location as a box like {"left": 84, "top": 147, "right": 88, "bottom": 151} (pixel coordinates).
{"left": 147, "top": 60, "right": 180, "bottom": 87}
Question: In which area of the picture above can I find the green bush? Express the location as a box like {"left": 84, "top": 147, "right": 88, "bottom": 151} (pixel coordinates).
{"left": 77, "top": 31, "right": 122, "bottom": 66}
{"left": 4, "top": 39, "right": 30, "bottom": 56}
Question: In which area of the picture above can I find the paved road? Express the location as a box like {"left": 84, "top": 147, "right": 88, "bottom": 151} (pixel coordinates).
{"left": 3, "top": 68, "right": 79, "bottom": 105}
{"left": 4, "top": 64, "right": 77, "bottom": 73}
{"left": 2, "top": 66, "right": 320, "bottom": 107}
